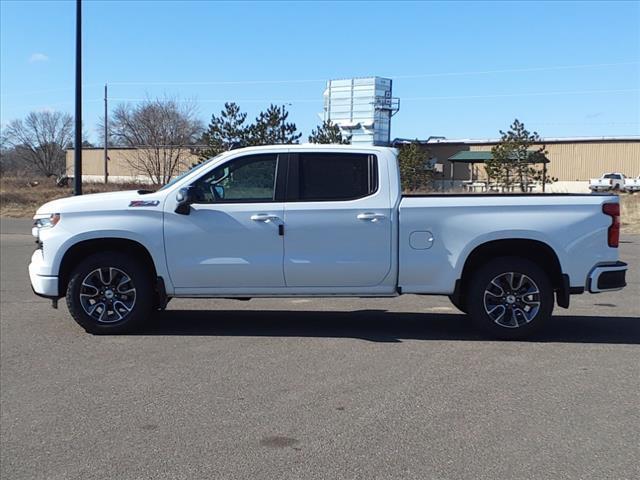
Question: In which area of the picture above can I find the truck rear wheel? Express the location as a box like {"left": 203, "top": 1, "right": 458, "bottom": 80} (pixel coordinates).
{"left": 467, "top": 256, "right": 553, "bottom": 339}
{"left": 65, "top": 252, "right": 153, "bottom": 334}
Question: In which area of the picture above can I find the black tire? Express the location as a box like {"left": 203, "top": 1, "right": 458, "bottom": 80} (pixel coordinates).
{"left": 66, "top": 252, "right": 153, "bottom": 334}
{"left": 467, "top": 256, "right": 553, "bottom": 340}
{"left": 448, "top": 295, "right": 467, "bottom": 314}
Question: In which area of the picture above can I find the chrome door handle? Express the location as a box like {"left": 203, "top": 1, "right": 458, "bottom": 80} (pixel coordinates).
{"left": 357, "top": 212, "right": 386, "bottom": 222}
{"left": 250, "top": 213, "right": 280, "bottom": 222}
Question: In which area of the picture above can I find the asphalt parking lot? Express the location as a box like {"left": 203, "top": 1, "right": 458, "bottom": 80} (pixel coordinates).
{"left": 1, "top": 218, "right": 638, "bottom": 480}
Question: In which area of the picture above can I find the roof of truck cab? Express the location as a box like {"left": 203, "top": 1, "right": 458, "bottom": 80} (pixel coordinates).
{"left": 221, "top": 144, "right": 397, "bottom": 154}
{"left": 248, "top": 143, "right": 395, "bottom": 150}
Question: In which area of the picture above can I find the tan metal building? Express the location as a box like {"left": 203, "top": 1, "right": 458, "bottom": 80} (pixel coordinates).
{"left": 394, "top": 136, "right": 640, "bottom": 191}
{"left": 66, "top": 147, "right": 201, "bottom": 183}
{"left": 69, "top": 137, "right": 640, "bottom": 189}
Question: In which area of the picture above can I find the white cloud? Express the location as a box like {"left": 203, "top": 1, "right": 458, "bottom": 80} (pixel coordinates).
{"left": 28, "top": 53, "right": 49, "bottom": 63}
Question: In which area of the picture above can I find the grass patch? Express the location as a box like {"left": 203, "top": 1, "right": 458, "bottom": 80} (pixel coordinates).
{"left": 620, "top": 193, "right": 640, "bottom": 234}
{"left": 1, "top": 176, "right": 150, "bottom": 218}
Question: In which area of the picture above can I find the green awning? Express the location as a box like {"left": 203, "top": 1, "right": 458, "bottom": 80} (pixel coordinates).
{"left": 448, "top": 151, "right": 493, "bottom": 163}
{"left": 448, "top": 150, "right": 549, "bottom": 164}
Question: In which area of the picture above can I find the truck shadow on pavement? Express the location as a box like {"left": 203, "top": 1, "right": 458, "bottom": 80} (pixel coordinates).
{"left": 142, "top": 310, "right": 640, "bottom": 344}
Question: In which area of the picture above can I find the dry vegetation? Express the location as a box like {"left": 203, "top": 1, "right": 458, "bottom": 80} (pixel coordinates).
{"left": 0, "top": 176, "right": 151, "bottom": 218}
{"left": 2, "top": 176, "right": 639, "bottom": 234}
{"left": 620, "top": 193, "right": 640, "bottom": 234}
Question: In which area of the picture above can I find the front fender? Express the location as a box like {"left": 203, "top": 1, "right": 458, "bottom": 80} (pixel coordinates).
{"left": 39, "top": 210, "right": 172, "bottom": 292}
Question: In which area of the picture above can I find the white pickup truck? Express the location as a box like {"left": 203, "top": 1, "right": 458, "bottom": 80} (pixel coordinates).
{"left": 589, "top": 172, "right": 626, "bottom": 192}
{"left": 624, "top": 175, "right": 640, "bottom": 193}
{"left": 29, "top": 145, "right": 627, "bottom": 339}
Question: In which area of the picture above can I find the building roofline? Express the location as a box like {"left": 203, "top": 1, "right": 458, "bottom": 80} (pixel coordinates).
{"left": 392, "top": 135, "right": 640, "bottom": 145}
{"left": 68, "top": 144, "right": 396, "bottom": 153}
{"left": 66, "top": 145, "right": 209, "bottom": 151}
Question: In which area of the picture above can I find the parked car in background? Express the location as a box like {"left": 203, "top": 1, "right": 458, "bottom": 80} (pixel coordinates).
{"left": 589, "top": 173, "right": 626, "bottom": 192}
{"left": 624, "top": 175, "right": 640, "bottom": 193}
{"left": 29, "top": 145, "right": 627, "bottom": 340}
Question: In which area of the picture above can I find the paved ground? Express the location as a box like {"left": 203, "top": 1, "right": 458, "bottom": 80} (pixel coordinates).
{"left": 1, "top": 218, "right": 638, "bottom": 480}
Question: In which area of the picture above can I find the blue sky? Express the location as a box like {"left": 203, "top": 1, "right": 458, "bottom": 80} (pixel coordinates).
{"left": 1, "top": 0, "right": 639, "bottom": 143}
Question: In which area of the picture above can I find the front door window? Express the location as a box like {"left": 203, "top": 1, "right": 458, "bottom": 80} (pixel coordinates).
{"left": 192, "top": 154, "right": 278, "bottom": 203}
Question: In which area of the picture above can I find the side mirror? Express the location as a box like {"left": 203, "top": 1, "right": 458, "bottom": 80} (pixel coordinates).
{"left": 175, "top": 186, "right": 195, "bottom": 215}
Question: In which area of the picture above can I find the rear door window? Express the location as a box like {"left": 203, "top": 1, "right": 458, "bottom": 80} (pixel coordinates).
{"left": 290, "top": 153, "right": 377, "bottom": 201}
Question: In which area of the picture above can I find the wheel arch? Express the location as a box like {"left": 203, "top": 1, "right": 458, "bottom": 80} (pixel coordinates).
{"left": 58, "top": 238, "right": 158, "bottom": 298}
{"left": 452, "top": 239, "right": 566, "bottom": 311}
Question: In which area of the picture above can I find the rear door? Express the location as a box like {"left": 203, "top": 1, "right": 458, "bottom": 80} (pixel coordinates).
{"left": 283, "top": 151, "right": 392, "bottom": 287}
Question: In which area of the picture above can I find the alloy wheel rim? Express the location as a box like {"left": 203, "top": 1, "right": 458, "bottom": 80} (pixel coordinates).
{"left": 79, "top": 267, "right": 137, "bottom": 323}
{"left": 483, "top": 272, "right": 541, "bottom": 328}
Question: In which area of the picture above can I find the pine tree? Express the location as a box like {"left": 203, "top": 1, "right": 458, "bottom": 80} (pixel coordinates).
{"left": 398, "top": 140, "right": 433, "bottom": 192}
{"left": 250, "top": 104, "right": 301, "bottom": 145}
{"left": 199, "top": 102, "right": 250, "bottom": 160}
{"left": 487, "top": 119, "right": 553, "bottom": 191}
{"left": 308, "top": 120, "right": 351, "bottom": 144}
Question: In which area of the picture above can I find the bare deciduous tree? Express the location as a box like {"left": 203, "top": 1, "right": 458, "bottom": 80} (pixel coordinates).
{"left": 3, "top": 111, "right": 73, "bottom": 177}
{"left": 108, "top": 98, "right": 203, "bottom": 185}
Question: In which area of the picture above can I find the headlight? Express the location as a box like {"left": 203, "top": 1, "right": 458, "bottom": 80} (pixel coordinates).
{"left": 32, "top": 213, "right": 60, "bottom": 237}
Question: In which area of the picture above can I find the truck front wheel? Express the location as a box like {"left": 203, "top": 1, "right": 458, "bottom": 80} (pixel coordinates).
{"left": 467, "top": 257, "right": 553, "bottom": 339}
{"left": 448, "top": 295, "right": 467, "bottom": 314}
{"left": 65, "top": 252, "right": 153, "bottom": 334}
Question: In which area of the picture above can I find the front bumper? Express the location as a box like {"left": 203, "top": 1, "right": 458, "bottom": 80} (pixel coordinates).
{"left": 29, "top": 249, "right": 59, "bottom": 297}
{"left": 587, "top": 261, "right": 627, "bottom": 293}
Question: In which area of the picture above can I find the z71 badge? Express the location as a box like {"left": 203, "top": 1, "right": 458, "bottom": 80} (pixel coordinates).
{"left": 129, "top": 200, "right": 160, "bottom": 207}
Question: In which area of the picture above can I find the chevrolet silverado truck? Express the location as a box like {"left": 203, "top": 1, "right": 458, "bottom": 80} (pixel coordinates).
{"left": 589, "top": 172, "right": 626, "bottom": 192}
{"left": 29, "top": 145, "right": 628, "bottom": 339}
{"left": 624, "top": 175, "right": 640, "bottom": 193}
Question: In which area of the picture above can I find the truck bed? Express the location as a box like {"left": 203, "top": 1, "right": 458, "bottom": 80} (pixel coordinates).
{"left": 397, "top": 193, "right": 617, "bottom": 294}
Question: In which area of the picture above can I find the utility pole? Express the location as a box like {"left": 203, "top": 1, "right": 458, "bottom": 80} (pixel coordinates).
{"left": 73, "top": 0, "right": 82, "bottom": 195}
{"left": 104, "top": 83, "right": 108, "bottom": 184}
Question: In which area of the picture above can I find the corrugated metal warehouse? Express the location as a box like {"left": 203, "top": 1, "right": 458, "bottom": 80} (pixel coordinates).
{"left": 393, "top": 136, "right": 640, "bottom": 192}
{"left": 66, "top": 147, "right": 201, "bottom": 183}
{"left": 68, "top": 136, "right": 639, "bottom": 190}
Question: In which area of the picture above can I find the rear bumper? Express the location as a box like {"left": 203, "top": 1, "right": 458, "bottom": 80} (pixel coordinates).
{"left": 587, "top": 261, "right": 627, "bottom": 293}
{"left": 29, "top": 249, "right": 59, "bottom": 297}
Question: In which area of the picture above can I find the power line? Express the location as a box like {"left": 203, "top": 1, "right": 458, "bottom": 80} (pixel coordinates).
{"left": 403, "top": 88, "right": 640, "bottom": 101}
{"left": 0, "top": 84, "right": 102, "bottom": 99}
{"left": 2, "top": 61, "right": 637, "bottom": 98}
{"left": 107, "top": 61, "right": 639, "bottom": 86}
{"left": 2, "top": 87, "right": 638, "bottom": 119}
{"left": 5, "top": 87, "right": 636, "bottom": 114}
{"left": 109, "top": 88, "right": 640, "bottom": 104}
{"left": 393, "top": 61, "right": 640, "bottom": 79}
{"left": 107, "top": 97, "right": 320, "bottom": 104}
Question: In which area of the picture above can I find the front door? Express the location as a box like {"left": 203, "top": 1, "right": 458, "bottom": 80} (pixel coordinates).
{"left": 164, "top": 153, "right": 286, "bottom": 289}
{"left": 283, "top": 152, "right": 392, "bottom": 287}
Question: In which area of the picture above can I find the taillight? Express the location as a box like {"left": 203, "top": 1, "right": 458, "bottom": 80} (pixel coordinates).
{"left": 603, "top": 203, "right": 620, "bottom": 248}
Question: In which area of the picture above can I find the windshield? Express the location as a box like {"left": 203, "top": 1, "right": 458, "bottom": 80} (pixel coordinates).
{"left": 157, "top": 154, "right": 224, "bottom": 192}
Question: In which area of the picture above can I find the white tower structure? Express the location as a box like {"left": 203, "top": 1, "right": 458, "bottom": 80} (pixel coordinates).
{"left": 323, "top": 77, "right": 400, "bottom": 146}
